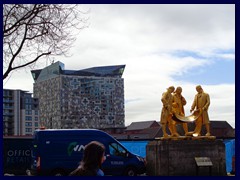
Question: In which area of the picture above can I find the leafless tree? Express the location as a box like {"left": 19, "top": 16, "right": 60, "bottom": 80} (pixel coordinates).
{"left": 3, "top": 4, "right": 88, "bottom": 80}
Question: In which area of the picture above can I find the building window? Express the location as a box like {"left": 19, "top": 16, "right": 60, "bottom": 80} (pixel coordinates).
{"left": 25, "top": 98, "right": 32, "bottom": 103}
{"left": 25, "top": 128, "right": 32, "bottom": 132}
{"left": 25, "top": 122, "right": 32, "bottom": 126}
{"left": 26, "top": 110, "right": 32, "bottom": 115}
{"left": 35, "top": 122, "right": 38, "bottom": 127}
{"left": 25, "top": 116, "right": 32, "bottom": 121}
{"left": 26, "top": 104, "right": 32, "bottom": 110}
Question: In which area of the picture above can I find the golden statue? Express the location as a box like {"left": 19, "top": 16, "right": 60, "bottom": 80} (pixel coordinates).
{"left": 160, "top": 86, "right": 175, "bottom": 137}
{"left": 190, "top": 85, "right": 211, "bottom": 136}
{"left": 172, "top": 87, "right": 189, "bottom": 136}
{"left": 160, "top": 85, "right": 212, "bottom": 139}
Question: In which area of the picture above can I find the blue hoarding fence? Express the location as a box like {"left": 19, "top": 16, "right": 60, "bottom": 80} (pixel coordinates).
{"left": 223, "top": 139, "right": 235, "bottom": 173}
{"left": 120, "top": 141, "right": 148, "bottom": 157}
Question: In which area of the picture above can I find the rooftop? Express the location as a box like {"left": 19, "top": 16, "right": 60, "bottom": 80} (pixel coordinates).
{"left": 31, "top": 61, "right": 125, "bottom": 82}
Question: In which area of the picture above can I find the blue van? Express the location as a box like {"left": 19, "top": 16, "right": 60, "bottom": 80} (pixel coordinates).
{"left": 31, "top": 129, "right": 146, "bottom": 176}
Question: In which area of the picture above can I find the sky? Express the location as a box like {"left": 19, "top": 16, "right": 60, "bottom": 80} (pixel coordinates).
{"left": 3, "top": 4, "right": 235, "bottom": 128}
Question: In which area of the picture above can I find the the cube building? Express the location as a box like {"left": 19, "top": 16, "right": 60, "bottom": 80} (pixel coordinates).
{"left": 31, "top": 61, "right": 125, "bottom": 129}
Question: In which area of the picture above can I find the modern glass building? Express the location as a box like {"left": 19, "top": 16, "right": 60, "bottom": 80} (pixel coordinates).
{"left": 31, "top": 61, "right": 125, "bottom": 129}
{"left": 3, "top": 89, "right": 39, "bottom": 136}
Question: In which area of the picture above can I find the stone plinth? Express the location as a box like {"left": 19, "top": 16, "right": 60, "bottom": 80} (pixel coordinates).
{"left": 146, "top": 139, "right": 226, "bottom": 176}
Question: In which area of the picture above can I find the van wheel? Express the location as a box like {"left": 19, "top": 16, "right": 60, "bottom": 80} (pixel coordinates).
{"left": 51, "top": 169, "right": 66, "bottom": 176}
{"left": 124, "top": 167, "right": 137, "bottom": 176}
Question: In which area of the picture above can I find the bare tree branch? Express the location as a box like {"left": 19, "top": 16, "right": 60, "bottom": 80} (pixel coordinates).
{"left": 3, "top": 4, "right": 89, "bottom": 80}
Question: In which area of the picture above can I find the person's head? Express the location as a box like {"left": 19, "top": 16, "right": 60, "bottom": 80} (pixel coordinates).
{"left": 196, "top": 85, "right": 203, "bottom": 93}
{"left": 175, "top": 86, "right": 182, "bottom": 94}
{"left": 167, "top": 86, "right": 175, "bottom": 93}
{"left": 82, "top": 141, "right": 105, "bottom": 170}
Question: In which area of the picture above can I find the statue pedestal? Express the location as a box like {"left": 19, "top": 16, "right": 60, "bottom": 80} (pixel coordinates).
{"left": 146, "top": 139, "right": 226, "bottom": 176}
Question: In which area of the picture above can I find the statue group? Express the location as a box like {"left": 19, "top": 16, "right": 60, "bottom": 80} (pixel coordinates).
{"left": 160, "top": 85, "right": 211, "bottom": 138}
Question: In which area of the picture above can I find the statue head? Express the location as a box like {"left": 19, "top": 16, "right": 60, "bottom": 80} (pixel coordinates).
{"left": 175, "top": 86, "right": 182, "bottom": 94}
{"left": 167, "top": 86, "right": 175, "bottom": 92}
{"left": 196, "top": 85, "right": 203, "bottom": 93}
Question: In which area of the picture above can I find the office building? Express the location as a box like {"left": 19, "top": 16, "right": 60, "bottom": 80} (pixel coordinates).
{"left": 3, "top": 89, "right": 39, "bottom": 136}
{"left": 31, "top": 61, "right": 125, "bottom": 129}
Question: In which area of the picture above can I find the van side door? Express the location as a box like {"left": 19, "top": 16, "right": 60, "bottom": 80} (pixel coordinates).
{"left": 103, "top": 142, "right": 129, "bottom": 176}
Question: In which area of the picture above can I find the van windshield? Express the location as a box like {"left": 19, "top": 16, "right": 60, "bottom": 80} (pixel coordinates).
{"left": 109, "top": 143, "right": 127, "bottom": 157}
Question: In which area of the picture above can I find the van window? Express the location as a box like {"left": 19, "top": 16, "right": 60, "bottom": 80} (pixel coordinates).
{"left": 109, "top": 143, "right": 126, "bottom": 157}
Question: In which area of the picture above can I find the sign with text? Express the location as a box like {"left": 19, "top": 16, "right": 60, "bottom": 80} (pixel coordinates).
{"left": 195, "top": 157, "right": 213, "bottom": 167}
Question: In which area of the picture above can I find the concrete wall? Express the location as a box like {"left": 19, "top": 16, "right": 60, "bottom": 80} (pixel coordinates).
{"left": 146, "top": 139, "right": 226, "bottom": 176}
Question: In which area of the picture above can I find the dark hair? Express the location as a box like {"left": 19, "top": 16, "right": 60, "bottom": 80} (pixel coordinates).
{"left": 69, "top": 141, "right": 105, "bottom": 176}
